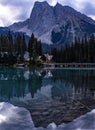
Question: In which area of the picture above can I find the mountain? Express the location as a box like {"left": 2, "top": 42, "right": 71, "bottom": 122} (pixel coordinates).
{"left": 0, "top": 26, "right": 29, "bottom": 47}
{"left": 9, "top": 1, "right": 95, "bottom": 46}
{"left": 0, "top": 27, "right": 10, "bottom": 35}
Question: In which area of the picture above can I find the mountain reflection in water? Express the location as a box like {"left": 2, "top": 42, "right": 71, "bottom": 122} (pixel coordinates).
{"left": 1, "top": 67, "right": 95, "bottom": 127}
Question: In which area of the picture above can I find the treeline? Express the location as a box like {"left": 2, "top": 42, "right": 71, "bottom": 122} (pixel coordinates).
{"left": 51, "top": 34, "right": 95, "bottom": 63}
{"left": 1, "top": 31, "right": 95, "bottom": 64}
{"left": 0, "top": 32, "right": 42, "bottom": 64}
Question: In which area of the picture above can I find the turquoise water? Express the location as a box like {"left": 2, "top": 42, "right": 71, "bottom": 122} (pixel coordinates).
{"left": 0, "top": 67, "right": 95, "bottom": 127}
{"left": 0, "top": 67, "right": 95, "bottom": 101}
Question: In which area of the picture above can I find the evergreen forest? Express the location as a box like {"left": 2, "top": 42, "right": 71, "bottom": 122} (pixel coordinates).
{"left": 51, "top": 34, "right": 95, "bottom": 63}
{"left": 0, "top": 32, "right": 42, "bottom": 65}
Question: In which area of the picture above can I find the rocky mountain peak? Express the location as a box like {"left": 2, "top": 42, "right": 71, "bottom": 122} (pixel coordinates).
{"left": 55, "top": 2, "right": 63, "bottom": 8}
{"left": 29, "top": 1, "right": 55, "bottom": 38}
{"left": 34, "top": 1, "right": 49, "bottom": 6}
{"left": 9, "top": 1, "right": 95, "bottom": 46}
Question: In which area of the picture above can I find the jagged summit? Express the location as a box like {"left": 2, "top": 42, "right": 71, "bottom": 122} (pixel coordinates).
{"left": 34, "top": 1, "right": 49, "bottom": 5}
{"left": 55, "top": 2, "right": 63, "bottom": 7}
{"left": 9, "top": 1, "right": 95, "bottom": 46}
{"left": 33, "top": 1, "right": 49, "bottom": 9}
{"left": 30, "top": 1, "right": 52, "bottom": 19}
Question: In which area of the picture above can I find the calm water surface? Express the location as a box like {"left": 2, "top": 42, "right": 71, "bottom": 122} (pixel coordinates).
{"left": 0, "top": 67, "right": 95, "bottom": 127}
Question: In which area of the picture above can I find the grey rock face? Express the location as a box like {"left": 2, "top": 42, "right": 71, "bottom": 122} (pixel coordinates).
{"left": 9, "top": 1, "right": 95, "bottom": 46}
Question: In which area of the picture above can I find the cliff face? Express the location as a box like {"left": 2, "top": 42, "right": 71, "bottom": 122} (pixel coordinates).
{"left": 9, "top": 1, "right": 95, "bottom": 46}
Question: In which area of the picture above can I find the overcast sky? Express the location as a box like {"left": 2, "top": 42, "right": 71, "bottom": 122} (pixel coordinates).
{"left": 0, "top": 0, "right": 95, "bottom": 27}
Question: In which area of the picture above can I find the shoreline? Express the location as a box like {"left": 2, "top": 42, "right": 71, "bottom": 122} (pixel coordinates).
{"left": 1, "top": 62, "right": 95, "bottom": 68}
{"left": 43, "top": 63, "right": 95, "bottom": 68}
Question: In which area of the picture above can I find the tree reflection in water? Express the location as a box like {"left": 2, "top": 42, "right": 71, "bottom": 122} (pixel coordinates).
{"left": 0, "top": 68, "right": 95, "bottom": 102}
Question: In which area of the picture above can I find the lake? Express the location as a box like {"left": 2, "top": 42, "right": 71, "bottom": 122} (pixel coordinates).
{"left": 0, "top": 67, "right": 95, "bottom": 127}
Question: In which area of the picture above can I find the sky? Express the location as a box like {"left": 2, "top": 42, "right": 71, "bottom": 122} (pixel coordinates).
{"left": 0, "top": 0, "right": 95, "bottom": 27}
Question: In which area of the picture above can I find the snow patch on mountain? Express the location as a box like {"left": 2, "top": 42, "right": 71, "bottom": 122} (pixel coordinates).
{"left": 18, "top": 26, "right": 32, "bottom": 36}
{"left": 38, "top": 30, "right": 52, "bottom": 44}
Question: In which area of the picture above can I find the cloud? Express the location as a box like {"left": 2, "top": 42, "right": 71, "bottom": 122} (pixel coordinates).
{"left": 0, "top": 4, "right": 21, "bottom": 26}
{"left": 0, "top": 0, "right": 33, "bottom": 26}
{"left": 0, "top": 0, "right": 95, "bottom": 26}
{"left": 83, "top": 3, "right": 95, "bottom": 15}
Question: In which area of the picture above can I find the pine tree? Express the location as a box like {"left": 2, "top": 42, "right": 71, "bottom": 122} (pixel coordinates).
{"left": 89, "top": 34, "right": 95, "bottom": 62}
{"left": 7, "top": 31, "right": 13, "bottom": 55}
{"left": 28, "top": 33, "right": 34, "bottom": 61}
{"left": 20, "top": 34, "right": 27, "bottom": 61}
